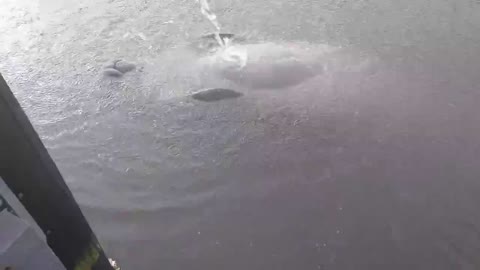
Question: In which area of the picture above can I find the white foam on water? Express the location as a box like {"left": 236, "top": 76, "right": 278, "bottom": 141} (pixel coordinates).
{"left": 218, "top": 44, "right": 249, "bottom": 69}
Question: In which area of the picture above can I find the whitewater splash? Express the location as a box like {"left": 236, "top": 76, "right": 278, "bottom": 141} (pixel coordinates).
{"left": 195, "top": 0, "right": 248, "bottom": 69}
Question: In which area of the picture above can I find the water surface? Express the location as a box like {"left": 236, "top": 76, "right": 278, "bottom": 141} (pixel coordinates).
{"left": 2, "top": 0, "right": 480, "bottom": 269}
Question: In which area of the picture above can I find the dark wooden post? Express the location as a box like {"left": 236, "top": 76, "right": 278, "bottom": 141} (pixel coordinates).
{"left": 0, "top": 73, "right": 114, "bottom": 270}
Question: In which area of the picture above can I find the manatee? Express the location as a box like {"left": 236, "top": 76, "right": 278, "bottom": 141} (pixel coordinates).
{"left": 199, "top": 42, "right": 334, "bottom": 89}
{"left": 103, "top": 68, "right": 123, "bottom": 77}
{"left": 113, "top": 60, "right": 136, "bottom": 74}
{"left": 193, "top": 33, "right": 246, "bottom": 53}
{"left": 191, "top": 88, "right": 243, "bottom": 102}
{"left": 201, "top": 33, "right": 236, "bottom": 42}
{"left": 104, "top": 59, "right": 136, "bottom": 75}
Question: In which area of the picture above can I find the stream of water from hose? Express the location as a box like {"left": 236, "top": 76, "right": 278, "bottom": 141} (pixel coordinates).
{"left": 195, "top": 0, "right": 224, "bottom": 46}
{"left": 195, "top": 0, "right": 248, "bottom": 69}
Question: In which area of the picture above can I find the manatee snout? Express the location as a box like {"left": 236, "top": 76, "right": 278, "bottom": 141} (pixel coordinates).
{"left": 191, "top": 88, "right": 243, "bottom": 102}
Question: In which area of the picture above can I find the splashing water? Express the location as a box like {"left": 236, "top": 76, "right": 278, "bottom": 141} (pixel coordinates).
{"left": 195, "top": 0, "right": 248, "bottom": 69}
{"left": 220, "top": 43, "right": 248, "bottom": 69}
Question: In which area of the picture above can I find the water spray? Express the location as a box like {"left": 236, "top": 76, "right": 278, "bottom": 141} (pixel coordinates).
{"left": 195, "top": 0, "right": 226, "bottom": 46}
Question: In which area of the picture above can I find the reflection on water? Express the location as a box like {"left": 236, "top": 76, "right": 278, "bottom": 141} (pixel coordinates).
{"left": 2, "top": 0, "right": 480, "bottom": 269}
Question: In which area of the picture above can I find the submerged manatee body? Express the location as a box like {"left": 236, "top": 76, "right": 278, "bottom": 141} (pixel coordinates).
{"left": 138, "top": 41, "right": 374, "bottom": 102}
{"left": 198, "top": 42, "right": 341, "bottom": 90}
